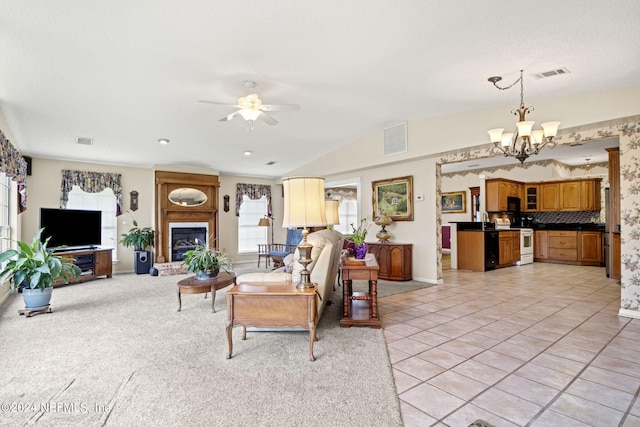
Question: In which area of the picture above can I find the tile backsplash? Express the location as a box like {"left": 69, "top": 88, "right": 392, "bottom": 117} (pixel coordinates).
{"left": 529, "top": 211, "right": 602, "bottom": 224}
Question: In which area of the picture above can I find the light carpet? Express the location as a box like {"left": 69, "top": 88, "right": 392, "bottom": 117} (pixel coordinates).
{"left": 0, "top": 269, "right": 417, "bottom": 427}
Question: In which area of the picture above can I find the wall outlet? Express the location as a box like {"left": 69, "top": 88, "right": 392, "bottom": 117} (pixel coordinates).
{"left": 416, "top": 195, "right": 425, "bottom": 201}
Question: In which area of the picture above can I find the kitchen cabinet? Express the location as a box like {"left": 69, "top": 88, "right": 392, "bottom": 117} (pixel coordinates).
{"left": 485, "top": 178, "right": 524, "bottom": 212}
{"left": 559, "top": 181, "right": 581, "bottom": 211}
{"left": 498, "top": 231, "right": 520, "bottom": 267}
{"left": 366, "top": 243, "right": 412, "bottom": 281}
{"left": 534, "top": 230, "right": 549, "bottom": 259}
{"left": 578, "top": 231, "right": 603, "bottom": 265}
{"left": 549, "top": 230, "right": 577, "bottom": 261}
{"left": 581, "top": 179, "right": 601, "bottom": 211}
{"left": 535, "top": 229, "right": 603, "bottom": 266}
{"left": 524, "top": 184, "right": 539, "bottom": 212}
{"left": 539, "top": 183, "right": 559, "bottom": 212}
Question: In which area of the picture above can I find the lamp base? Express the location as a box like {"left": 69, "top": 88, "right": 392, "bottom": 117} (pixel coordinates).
{"left": 296, "top": 228, "right": 314, "bottom": 289}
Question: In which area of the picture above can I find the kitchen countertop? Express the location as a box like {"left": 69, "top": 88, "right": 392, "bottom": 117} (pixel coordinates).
{"left": 452, "top": 222, "right": 605, "bottom": 232}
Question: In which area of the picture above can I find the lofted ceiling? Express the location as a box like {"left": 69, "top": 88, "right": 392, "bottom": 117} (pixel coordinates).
{"left": 1, "top": 1, "right": 639, "bottom": 178}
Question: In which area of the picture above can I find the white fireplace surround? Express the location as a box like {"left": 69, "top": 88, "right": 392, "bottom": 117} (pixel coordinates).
{"left": 169, "top": 222, "right": 209, "bottom": 262}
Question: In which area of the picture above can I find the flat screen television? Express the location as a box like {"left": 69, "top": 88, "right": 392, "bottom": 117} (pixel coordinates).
{"left": 40, "top": 208, "right": 102, "bottom": 250}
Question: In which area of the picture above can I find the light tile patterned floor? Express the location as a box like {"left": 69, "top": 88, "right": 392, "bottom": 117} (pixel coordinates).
{"left": 380, "top": 263, "right": 640, "bottom": 427}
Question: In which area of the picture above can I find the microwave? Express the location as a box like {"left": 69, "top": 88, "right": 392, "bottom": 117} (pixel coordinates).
{"left": 507, "top": 196, "right": 520, "bottom": 212}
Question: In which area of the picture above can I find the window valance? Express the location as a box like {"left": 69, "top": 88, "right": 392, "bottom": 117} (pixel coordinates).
{"left": 235, "top": 183, "right": 272, "bottom": 217}
{"left": 0, "top": 130, "right": 28, "bottom": 212}
{"left": 60, "top": 170, "right": 124, "bottom": 216}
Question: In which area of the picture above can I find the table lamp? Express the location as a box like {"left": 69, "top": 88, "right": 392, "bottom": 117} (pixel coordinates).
{"left": 282, "top": 177, "right": 327, "bottom": 289}
{"left": 325, "top": 199, "right": 340, "bottom": 228}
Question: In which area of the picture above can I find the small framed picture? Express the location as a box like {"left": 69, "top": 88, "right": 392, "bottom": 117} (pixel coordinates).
{"left": 441, "top": 191, "right": 466, "bottom": 213}
{"left": 372, "top": 176, "right": 413, "bottom": 221}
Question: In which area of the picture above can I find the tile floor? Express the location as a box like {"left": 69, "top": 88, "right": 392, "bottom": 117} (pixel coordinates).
{"left": 380, "top": 262, "right": 640, "bottom": 427}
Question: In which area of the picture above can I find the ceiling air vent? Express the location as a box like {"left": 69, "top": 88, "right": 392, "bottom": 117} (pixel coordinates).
{"left": 383, "top": 122, "right": 407, "bottom": 157}
{"left": 76, "top": 137, "right": 94, "bottom": 146}
{"left": 532, "top": 68, "right": 570, "bottom": 80}
{"left": 266, "top": 161, "right": 276, "bottom": 165}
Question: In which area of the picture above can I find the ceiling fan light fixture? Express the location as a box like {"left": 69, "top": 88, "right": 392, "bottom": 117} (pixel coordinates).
{"left": 238, "top": 108, "right": 262, "bottom": 121}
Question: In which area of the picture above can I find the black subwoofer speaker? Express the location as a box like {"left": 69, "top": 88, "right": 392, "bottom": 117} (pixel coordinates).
{"left": 135, "top": 251, "right": 151, "bottom": 274}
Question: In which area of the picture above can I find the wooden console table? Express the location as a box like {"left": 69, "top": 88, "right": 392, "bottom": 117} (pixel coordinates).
{"left": 226, "top": 282, "right": 318, "bottom": 361}
{"left": 340, "top": 254, "right": 381, "bottom": 328}
{"left": 176, "top": 271, "right": 236, "bottom": 312}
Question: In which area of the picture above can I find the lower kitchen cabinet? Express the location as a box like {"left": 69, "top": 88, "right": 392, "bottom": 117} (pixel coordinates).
{"left": 535, "top": 229, "right": 603, "bottom": 266}
{"left": 366, "top": 243, "right": 412, "bottom": 281}
{"left": 498, "top": 231, "right": 520, "bottom": 267}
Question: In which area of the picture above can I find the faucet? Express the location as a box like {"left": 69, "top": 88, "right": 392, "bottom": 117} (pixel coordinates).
{"left": 482, "top": 212, "right": 489, "bottom": 230}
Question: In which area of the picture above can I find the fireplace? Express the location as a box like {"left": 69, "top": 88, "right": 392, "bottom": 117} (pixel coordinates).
{"left": 169, "top": 222, "right": 208, "bottom": 262}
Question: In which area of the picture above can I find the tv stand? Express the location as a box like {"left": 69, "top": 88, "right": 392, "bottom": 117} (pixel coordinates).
{"left": 54, "top": 248, "right": 113, "bottom": 285}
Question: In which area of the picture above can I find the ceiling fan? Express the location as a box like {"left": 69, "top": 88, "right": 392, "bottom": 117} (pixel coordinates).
{"left": 198, "top": 80, "right": 300, "bottom": 126}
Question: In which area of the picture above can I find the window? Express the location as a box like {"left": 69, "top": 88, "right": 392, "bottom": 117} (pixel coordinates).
{"left": 0, "top": 173, "right": 10, "bottom": 268}
{"left": 66, "top": 185, "right": 118, "bottom": 259}
{"left": 334, "top": 199, "right": 357, "bottom": 235}
{"left": 237, "top": 195, "right": 268, "bottom": 253}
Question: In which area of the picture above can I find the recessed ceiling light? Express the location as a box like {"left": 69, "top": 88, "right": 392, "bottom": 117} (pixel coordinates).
{"left": 243, "top": 151, "right": 252, "bottom": 156}
{"left": 158, "top": 138, "right": 170, "bottom": 145}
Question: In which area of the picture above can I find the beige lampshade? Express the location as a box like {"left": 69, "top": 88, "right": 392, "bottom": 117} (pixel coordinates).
{"left": 282, "top": 177, "right": 327, "bottom": 228}
{"left": 258, "top": 217, "right": 270, "bottom": 227}
{"left": 325, "top": 199, "right": 340, "bottom": 226}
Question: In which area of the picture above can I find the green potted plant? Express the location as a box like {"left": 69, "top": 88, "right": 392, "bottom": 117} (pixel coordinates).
{"left": 0, "top": 228, "right": 81, "bottom": 312}
{"left": 119, "top": 213, "right": 155, "bottom": 274}
{"left": 182, "top": 238, "right": 232, "bottom": 280}
{"left": 348, "top": 218, "right": 371, "bottom": 259}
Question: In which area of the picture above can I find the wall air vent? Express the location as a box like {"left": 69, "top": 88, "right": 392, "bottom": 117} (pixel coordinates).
{"left": 383, "top": 122, "right": 407, "bottom": 157}
{"left": 76, "top": 137, "right": 94, "bottom": 146}
{"left": 532, "top": 68, "right": 570, "bottom": 79}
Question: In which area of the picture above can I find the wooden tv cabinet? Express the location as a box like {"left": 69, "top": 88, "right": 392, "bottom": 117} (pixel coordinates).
{"left": 54, "top": 248, "right": 113, "bottom": 285}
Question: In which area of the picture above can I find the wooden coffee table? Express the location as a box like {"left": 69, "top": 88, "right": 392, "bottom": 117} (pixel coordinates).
{"left": 177, "top": 271, "right": 236, "bottom": 312}
{"left": 225, "top": 282, "right": 318, "bottom": 361}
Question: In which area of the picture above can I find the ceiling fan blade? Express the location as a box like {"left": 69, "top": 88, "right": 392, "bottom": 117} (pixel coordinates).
{"left": 198, "top": 100, "right": 237, "bottom": 107}
{"left": 219, "top": 110, "right": 241, "bottom": 122}
{"left": 258, "top": 112, "right": 278, "bottom": 125}
{"left": 260, "top": 104, "right": 301, "bottom": 112}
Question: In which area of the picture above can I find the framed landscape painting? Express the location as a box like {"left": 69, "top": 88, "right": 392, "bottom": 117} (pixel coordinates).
{"left": 372, "top": 176, "right": 413, "bottom": 221}
{"left": 441, "top": 191, "right": 466, "bottom": 213}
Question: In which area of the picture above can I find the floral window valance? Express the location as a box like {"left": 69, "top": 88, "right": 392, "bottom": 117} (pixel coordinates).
{"left": 0, "top": 130, "right": 28, "bottom": 212}
{"left": 236, "top": 183, "right": 272, "bottom": 217}
{"left": 60, "top": 170, "right": 124, "bottom": 216}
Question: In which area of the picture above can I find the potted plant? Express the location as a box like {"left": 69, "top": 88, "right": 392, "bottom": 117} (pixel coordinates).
{"left": 182, "top": 238, "right": 232, "bottom": 280}
{"left": 120, "top": 213, "right": 155, "bottom": 274}
{"left": 0, "top": 228, "right": 81, "bottom": 312}
{"left": 348, "top": 218, "right": 371, "bottom": 259}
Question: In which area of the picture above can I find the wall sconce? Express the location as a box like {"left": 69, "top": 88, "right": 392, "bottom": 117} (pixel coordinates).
{"left": 130, "top": 191, "right": 139, "bottom": 211}
{"left": 223, "top": 195, "right": 230, "bottom": 212}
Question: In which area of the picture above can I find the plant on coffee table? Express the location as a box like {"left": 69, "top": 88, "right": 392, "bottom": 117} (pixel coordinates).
{"left": 182, "top": 239, "right": 232, "bottom": 280}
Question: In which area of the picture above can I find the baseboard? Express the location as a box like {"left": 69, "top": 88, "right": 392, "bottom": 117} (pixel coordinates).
{"left": 619, "top": 308, "right": 640, "bottom": 319}
{"left": 413, "top": 276, "right": 443, "bottom": 285}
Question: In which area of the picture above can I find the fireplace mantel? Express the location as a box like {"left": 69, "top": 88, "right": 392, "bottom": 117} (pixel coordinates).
{"left": 155, "top": 171, "right": 219, "bottom": 263}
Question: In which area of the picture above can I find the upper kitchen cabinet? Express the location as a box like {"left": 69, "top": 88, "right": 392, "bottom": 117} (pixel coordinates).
{"left": 581, "top": 178, "right": 602, "bottom": 211}
{"left": 524, "top": 184, "right": 539, "bottom": 212}
{"left": 485, "top": 178, "right": 524, "bottom": 212}
{"left": 559, "top": 181, "right": 581, "bottom": 211}
{"left": 539, "top": 183, "right": 559, "bottom": 212}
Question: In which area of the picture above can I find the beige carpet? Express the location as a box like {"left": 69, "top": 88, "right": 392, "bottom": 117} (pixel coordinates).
{"left": 0, "top": 269, "right": 404, "bottom": 426}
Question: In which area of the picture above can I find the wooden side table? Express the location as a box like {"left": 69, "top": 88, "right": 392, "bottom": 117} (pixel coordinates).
{"left": 339, "top": 254, "right": 381, "bottom": 328}
{"left": 226, "top": 282, "right": 318, "bottom": 361}
{"left": 176, "top": 271, "right": 236, "bottom": 312}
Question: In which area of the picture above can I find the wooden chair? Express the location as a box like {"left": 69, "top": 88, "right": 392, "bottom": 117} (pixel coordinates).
{"left": 256, "top": 244, "right": 271, "bottom": 268}
{"left": 268, "top": 228, "right": 303, "bottom": 268}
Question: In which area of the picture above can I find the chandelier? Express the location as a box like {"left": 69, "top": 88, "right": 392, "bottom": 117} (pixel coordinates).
{"left": 487, "top": 70, "right": 560, "bottom": 163}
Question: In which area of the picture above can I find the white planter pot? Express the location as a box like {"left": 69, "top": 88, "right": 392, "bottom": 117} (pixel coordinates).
{"left": 22, "top": 287, "right": 53, "bottom": 310}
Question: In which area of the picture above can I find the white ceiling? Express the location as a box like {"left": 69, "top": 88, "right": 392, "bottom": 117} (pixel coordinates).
{"left": 1, "top": 1, "right": 639, "bottom": 178}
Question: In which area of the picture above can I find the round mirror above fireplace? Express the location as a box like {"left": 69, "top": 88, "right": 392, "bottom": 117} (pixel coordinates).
{"left": 168, "top": 188, "right": 207, "bottom": 207}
